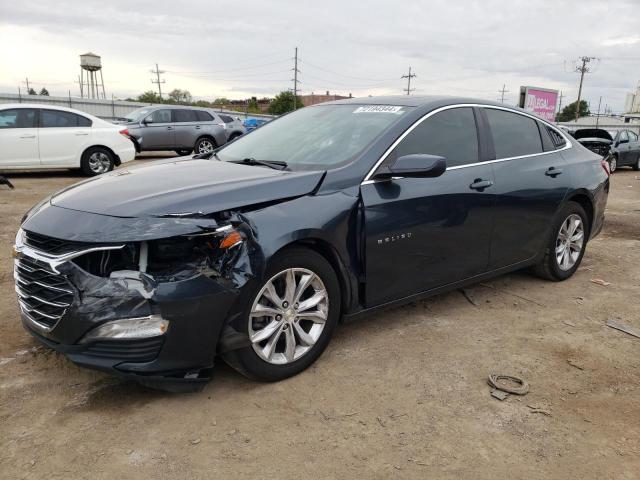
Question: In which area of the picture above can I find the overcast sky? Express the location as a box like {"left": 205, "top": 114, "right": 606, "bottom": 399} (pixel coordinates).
{"left": 1, "top": 0, "right": 639, "bottom": 112}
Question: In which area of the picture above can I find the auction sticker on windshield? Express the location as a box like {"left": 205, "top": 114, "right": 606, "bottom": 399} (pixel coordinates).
{"left": 353, "top": 106, "right": 404, "bottom": 114}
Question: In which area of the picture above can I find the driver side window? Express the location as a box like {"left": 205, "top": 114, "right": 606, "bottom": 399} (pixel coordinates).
{"left": 148, "top": 109, "right": 172, "bottom": 123}
{"left": 389, "top": 107, "right": 479, "bottom": 169}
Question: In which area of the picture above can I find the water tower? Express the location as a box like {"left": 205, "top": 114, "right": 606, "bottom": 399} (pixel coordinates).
{"left": 79, "top": 52, "right": 106, "bottom": 99}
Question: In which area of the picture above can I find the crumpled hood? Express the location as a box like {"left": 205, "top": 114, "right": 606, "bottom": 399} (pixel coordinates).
{"left": 50, "top": 158, "right": 325, "bottom": 218}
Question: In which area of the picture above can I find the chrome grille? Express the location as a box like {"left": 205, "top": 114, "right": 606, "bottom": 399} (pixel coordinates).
{"left": 23, "top": 230, "right": 94, "bottom": 256}
{"left": 14, "top": 255, "right": 74, "bottom": 331}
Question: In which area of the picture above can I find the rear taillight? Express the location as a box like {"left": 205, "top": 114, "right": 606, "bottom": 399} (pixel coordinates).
{"left": 601, "top": 158, "right": 610, "bottom": 176}
{"left": 119, "top": 129, "right": 130, "bottom": 138}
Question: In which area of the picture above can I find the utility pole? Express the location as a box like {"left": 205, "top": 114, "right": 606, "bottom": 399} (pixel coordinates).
{"left": 291, "top": 47, "right": 301, "bottom": 109}
{"left": 574, "top": 56, "right": 596, "bottom": 122}
{"left": 22, "top": 77, "right": 31, "bottom": 94}
{"left": 498, "top": 84, "right": 509, "bottom": 103}
{"left": 558, "top": 91, "right": 565, "bottom": 113}
{"left": 401, "top": 67, "right": 416, "bottom": 95}
{"left": 150, "top": 63, "right": 166, "bottom": 101}
{"left": 595, "top": 96, "right": 602, "bottom": 128}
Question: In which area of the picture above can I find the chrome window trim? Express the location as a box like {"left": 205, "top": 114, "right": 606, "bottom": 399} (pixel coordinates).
{"left": 361, "top": 103, "right": 573, "bottom": 185}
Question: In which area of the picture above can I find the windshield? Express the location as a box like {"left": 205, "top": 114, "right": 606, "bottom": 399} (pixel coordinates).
{"left": 216, "top": 104, "right": 412, "bottom": 170}
{"left": 125, "top": 107, "right": 154, "bottom": 123}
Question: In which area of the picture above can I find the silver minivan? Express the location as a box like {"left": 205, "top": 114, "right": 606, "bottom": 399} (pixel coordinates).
{"left": 122, "top": 105, "right": 245, "bottom": 155}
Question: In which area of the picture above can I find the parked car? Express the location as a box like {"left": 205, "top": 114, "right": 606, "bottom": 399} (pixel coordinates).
{"left": 14, "top": 96, "right": 609, "bottom": 391}
{"left": 217, "top": 113, "right": 246, "bottom": 142}
{"left": 121, "top": 105, "right": 228, "bottom": 156}
{"left": 569, "top": 128, "right": 613, "bottom": 158}
{"left": 0, "top": 104, "right": 135, "bottom": 176}
{"left": 243, "top": 117, "right": 269, "bottom": 132}
{"left": 606, "top": 129, "right": 640, "bottom": 172}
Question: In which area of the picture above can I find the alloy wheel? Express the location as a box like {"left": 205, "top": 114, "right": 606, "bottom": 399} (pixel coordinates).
{"left": 248, "top": 268, "right": 329, "bottom": 365}
{"left": 88, "top": 152, "right": 111, "bottom": 174}
{"left": 555, "top": 214, "right": 584, "bottom": 271}
{"left": 609, "top": 156, "right": 617, "bottom": 172}
{"left": 197, "top": 140, "right": 214, "bottom": 154}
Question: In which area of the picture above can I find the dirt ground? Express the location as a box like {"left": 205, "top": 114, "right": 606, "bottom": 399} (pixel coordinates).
{"left": 1, "top": 158, "right": 639, "bottom": 480}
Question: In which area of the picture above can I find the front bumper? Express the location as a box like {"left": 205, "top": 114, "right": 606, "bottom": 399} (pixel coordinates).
{"left": 14, "top": 235, "right": 241, "bottom": 383}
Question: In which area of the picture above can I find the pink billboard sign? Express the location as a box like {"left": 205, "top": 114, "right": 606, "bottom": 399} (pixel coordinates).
{"left": 522, "top": 87, "right": 559, "bottom": 122}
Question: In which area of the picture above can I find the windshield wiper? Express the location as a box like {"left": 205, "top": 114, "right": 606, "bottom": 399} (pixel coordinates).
{"left": 233, "top": 158, "right": 288, "bottom": 170}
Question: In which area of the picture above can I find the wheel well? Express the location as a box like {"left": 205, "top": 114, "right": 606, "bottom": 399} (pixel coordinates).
{"left": 81, "top": 145, "right": 120, "bottom": 166}
{"left": 567, "top": 193, "right": 594, "bottom": 235}
{"left": 195, "top": 135, "right": 217, "bottom": 147}
{"left": 280, "top": 239, "right": 351, "bottom": 313}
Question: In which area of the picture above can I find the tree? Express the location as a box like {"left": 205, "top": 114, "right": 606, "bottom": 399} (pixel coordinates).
{"left": 168, "top": 88, "right": 192, "bottom": 104}
{"left": 557, "top": 100, "right": 590, "bottom": 122}
{"left": 39, "top": 87, "right": 49, "bottom": 96}
{"left": 267, "top": 91, "right": 304, "bottom": 115}
{"left": 247, "top": 96, "right": 260, "bottom": 113}
{"left": 28, "top": 88, "right": 37, "bottom": 95}
{"left": 137, "top": 91, "right": 162, "bottom": 103}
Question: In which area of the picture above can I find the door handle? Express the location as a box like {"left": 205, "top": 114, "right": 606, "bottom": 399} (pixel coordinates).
{"left": 195, "top": 126, "right": 201, "bottom": 129}
{"left": 20, "top": 134, "right": 36, "bottom": 139}
{"left": 166, "top": 126, "right": 173, "bottom": 130}
{"left": 75, "top": 131, "right": 89, "bottom": 136}
{"left": 545, "top": 166, "right": 563, "bottom": 177}
{"left": 469, "top": 179, "right": 494, "bottom": 191}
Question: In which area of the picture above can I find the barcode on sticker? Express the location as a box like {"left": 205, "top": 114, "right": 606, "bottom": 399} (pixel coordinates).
{"left": 353, "top": 106, "right": 403, "bottom": 114}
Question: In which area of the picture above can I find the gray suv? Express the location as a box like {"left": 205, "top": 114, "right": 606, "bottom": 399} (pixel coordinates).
{"left": 122, "top": 106, "right": 245, "bottom": 156}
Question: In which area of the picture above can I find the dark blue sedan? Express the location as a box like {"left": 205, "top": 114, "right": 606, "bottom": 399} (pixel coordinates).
{"left": 15, "top": 96, "right": 609, "bottom": 390}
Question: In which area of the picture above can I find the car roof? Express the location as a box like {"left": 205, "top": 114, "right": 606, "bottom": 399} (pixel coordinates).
{"left": 324, "top": 95, "right": 517, "bottom": 110}
{"left": 0, "top": 103, "right": 105, "bottom": 122}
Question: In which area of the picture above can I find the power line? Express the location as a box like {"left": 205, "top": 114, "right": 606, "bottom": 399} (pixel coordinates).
{"left": 498, "top": 84, "right": 509, "bottom": 103}
{"left": 299, "top": 59, "right": 397, "bottom": 82}
{"left": 150, "top": 63, "right": 166, "bottom": 99}
{"left": 164, "top": 58, "right": 291, "bottom": 76}
{"left": 574, "top": 56, "right": 597, "bottom": 122}
{"left": 401, "top": 67, "right": 416, "bottom": 95}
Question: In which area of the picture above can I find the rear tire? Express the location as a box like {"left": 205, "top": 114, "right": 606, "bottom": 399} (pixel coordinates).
{"left": 633, "top": 156, "right": 640, "bottom": 171}
{"left": 175, "top": 149, "right": 193, "bottom": 156}
{"left": 194, "top": 137, "right": 217, "bottom": 155}
{"left": 531, "top": 201, "right": 589, "bottom": 281}
{"left": 223, "top": 247, "right": 340, "bottom": 382}
{"left": 81, "top": 147, "right": 114, "bottom": 176}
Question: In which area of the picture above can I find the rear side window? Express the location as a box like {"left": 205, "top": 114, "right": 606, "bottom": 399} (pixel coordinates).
{"left": 173, "top": 109, "right": 198, "bottom": 122}
{"left": 195, "top": 111, "right": 214, "bottom": 121}
{"left": 485, "top": 109, "right": 543, "bottom": 158}
{"left": 392, "top": 107, "right": 479, "bottom": 168}
{"left": 219, "top": 115, "right": 234, "bottom": 123}
{"left": 546, "top": 126, "right": 567, "bottom": 149}
{"left": 0, "top": 108, "right": 37, "bottom": 128}
{"left": 40, "top": 110, "right": 91, "bottom": 128}
{"left": 77, "top": 115, "right": 92, "bottom": 127}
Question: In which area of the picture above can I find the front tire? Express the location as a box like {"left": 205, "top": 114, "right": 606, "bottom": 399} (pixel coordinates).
{"left": 633, "top": 156, "right": 640, "bottom": 171}
{"left": 532, "top": 201, "right": 589, "bottom": 281}
{"left": 223, "top": 247, "right": 340, "bottom": 381}
{"left": 194, "top": 137, "right": 217, "bottom": 155}
{"left": 608, "top": 154, "right": 617, "bottom": 173}
{"left": 81, "top": 147, "right": 114, "bottom": 176}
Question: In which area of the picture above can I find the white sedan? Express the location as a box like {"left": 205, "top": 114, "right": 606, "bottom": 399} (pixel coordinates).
{"left": 0, "top": 104, "right": 135, "bottom": 176}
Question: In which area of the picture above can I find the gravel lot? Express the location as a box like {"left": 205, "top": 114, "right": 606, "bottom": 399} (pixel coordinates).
{"left": 1, "top": 158, "right": 639, "bottom": 479}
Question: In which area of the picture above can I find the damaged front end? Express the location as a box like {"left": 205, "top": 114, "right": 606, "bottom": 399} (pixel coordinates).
{"left": 14, "top": 213, "right": 264, "bottom": 390}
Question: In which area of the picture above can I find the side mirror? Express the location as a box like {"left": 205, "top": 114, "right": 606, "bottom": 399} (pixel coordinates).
{"left": 374, "top": 154, "right": 447, "bottom": 180}
{"left": 619, "top": 138, "right": 629, "bottom": 145}
{"left": 143, "top": 116, "right": 154, "bottom": 125}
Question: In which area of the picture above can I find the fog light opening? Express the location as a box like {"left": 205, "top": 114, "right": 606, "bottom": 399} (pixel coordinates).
{"left": 80, "top": 315, "right": 169, "bottom": 344}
